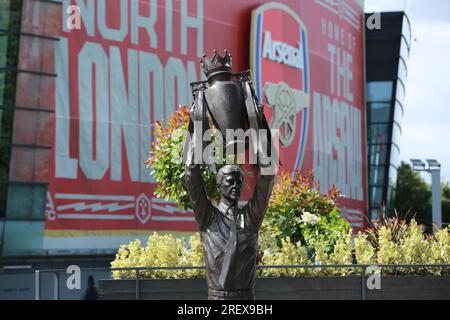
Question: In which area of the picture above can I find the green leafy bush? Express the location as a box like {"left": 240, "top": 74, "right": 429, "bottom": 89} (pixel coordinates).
{"left": 146, "top": 106, "right": 221, "bottom": 210}
{"left": 355, "top": 221, "right": 450, "bottom": 275}
{"left": 312, "top": 230, "right": 355, "bottom": 276}
{"left": 258, "top": 238, "right": 311, "bottom": 278}
{"left": 263, "top": 170, "right": 350, "bottom": 255}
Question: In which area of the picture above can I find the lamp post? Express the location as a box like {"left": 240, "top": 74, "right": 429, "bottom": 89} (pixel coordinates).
{"left": 410, "top": 159, "right": 442, "bottom": 228}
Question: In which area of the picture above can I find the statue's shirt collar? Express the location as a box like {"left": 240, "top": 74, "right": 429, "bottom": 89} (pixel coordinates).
{"left": 217, "top": 202, "right": 244, "bottom": 229}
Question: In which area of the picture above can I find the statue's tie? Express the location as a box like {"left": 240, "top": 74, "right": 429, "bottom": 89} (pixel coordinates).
{"left": 219, "top": 207, "right": 238, "bottom": 289}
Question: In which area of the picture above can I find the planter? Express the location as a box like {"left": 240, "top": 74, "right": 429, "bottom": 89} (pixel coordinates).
{"left": 99, "top": 276, "right": 450, "bottom": 300}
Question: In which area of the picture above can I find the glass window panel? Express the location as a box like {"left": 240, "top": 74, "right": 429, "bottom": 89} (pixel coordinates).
{"left": 388, "top": 165, "right": 398, "bottom": 189}
{"left": 0, "top": 145, "right": 10, "bottom": 217}
{"left": 0, "top": 104, "right": 14, "bottom": 144}
{"left": 369, "top": 123, "right": 390, "bottom": 144}
{"left": 370, "top": 208, "right": 382, "bottom": 220}
{"left": 369, "top": 102, "right": 391, "bottom": 123}
{"left": 387, "top": 186, "right": 396, "bottom": 209}
{"left": 2, "top": 220, "right": 45, "bottom": 256}
{"left": 370, "top": 186, "right": 384, "bottom": 207}
{"left": 0, "top": 1, "right": 12, "bottom": 29}
{"left": 0, "top": 183, "right": 6, "bottom": 217}
{"left": 1, "top": 1, "right": 22, "bottom": 32}
{"left": 370, "top": 166, "right": 386, "bottom": 186}
{"left": 369, "top": 143, "right": 389, "bottom": 166}
{"left": 0, "top": 35, "right": 20, "bottom": 70}
{"left": 6, "top": 183, "right": 47, "bottom": 219}
{"left": 0, "top": 145, "right": 11, "bottom": 181}
{"left": 4, "top": 1, "right": 22, "bottom": 33}
{"left": 0, "top": 34, "right": 8, "bottom": 69}
{"left": 0, "top": 0, "right": 22, "bottom": 218}
{"left": 0, "top": 72, "right": 5, "bottom": 106}
{"left": 0, "top": 109, "right": 3, "bottom": 139}
{"left": 0, "top": 70, "right": 18, "bottom": 106}
{"left": 366, "top": 81, "right": 393, "bottom": 102}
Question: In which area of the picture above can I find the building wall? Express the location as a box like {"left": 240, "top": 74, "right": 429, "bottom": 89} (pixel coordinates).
{"left": 0, "top": 0, "right": 60, "bottom": 256}
{"left": 365, "top": 12, "right": 411, "bottom": 218}
{"left": 1, "top": 0, "right": 368, "bottom": 257}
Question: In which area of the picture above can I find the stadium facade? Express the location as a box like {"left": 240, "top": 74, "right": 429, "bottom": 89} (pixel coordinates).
{"left": 0, "top": 0, "right": 409, "bottom": 262}
{"left": 365, "top": 11, "right": 411, "bottom": 219}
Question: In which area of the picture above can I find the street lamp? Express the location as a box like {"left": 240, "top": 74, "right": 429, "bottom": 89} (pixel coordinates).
{"left": 410, "top": 159, "right": 442, "bottom": 227}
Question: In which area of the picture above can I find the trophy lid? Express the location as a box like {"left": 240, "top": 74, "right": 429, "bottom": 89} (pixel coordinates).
{"left": 200, "top": 50, "right": 233, "bottom": 80}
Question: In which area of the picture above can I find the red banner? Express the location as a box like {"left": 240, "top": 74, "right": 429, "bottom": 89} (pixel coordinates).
{"left": 44, "top": 0, "right": 366, "bottom": 250}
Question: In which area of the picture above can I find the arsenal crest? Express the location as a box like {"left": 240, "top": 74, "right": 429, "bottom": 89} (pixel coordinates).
{"left": 250, "top": 2, "right": 310, "bottom": 172}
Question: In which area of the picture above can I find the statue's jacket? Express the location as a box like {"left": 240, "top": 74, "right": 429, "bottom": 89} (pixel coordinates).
{"left": 186, "top": 166, "right": 275, "bottom": 292}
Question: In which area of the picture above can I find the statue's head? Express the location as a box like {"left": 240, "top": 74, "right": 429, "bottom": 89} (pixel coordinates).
{"left": 216, "top": 165, "right": 244, "bottom": 202}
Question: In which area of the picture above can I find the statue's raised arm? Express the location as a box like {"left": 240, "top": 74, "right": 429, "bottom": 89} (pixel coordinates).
{"left": 244, "top": 167, "right": 276, "bottom": 234}
{"left": 185, "top": 164, "right": 213, "bottom": 231}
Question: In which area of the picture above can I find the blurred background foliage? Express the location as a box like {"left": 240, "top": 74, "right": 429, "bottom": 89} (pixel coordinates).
{"left": 395, "top": 162, "right": 450, "bottom": 227}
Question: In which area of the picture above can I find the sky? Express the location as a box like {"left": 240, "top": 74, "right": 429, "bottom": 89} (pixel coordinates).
{"left": 365, "top": 0, "right": 450, "bottom": 183}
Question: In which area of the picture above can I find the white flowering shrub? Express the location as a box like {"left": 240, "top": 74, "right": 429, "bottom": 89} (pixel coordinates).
{"left": 264, "top": 170, "right": 350, "bottom": 256}
{"left": 301, "top": 212, "right": 320, "bottom": 226}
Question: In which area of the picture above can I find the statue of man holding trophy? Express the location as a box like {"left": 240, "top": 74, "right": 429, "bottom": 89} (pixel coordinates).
{"left": 183, "top": 50, "right": 278, "bottom": 300}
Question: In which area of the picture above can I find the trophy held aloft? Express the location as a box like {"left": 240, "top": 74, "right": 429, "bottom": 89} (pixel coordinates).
{"left": 183, "top": 50, "right": 278, "bottom": 169}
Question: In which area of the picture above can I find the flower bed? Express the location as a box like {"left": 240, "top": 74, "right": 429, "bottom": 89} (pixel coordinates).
{"left": 111, "top": 223, "right": 450, "bottom": 280}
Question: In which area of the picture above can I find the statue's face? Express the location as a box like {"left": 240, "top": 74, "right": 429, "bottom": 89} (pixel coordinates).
{"left": 219, "top": 173, "right": 243, "bottom": 202}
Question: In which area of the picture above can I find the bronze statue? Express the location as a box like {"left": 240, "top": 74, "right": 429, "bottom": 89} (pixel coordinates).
{"left": 186, "top": 164, "right": 274, "bottom": 300}
{"left": 184, "top": 50, "right": 276, "bottom": 300}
